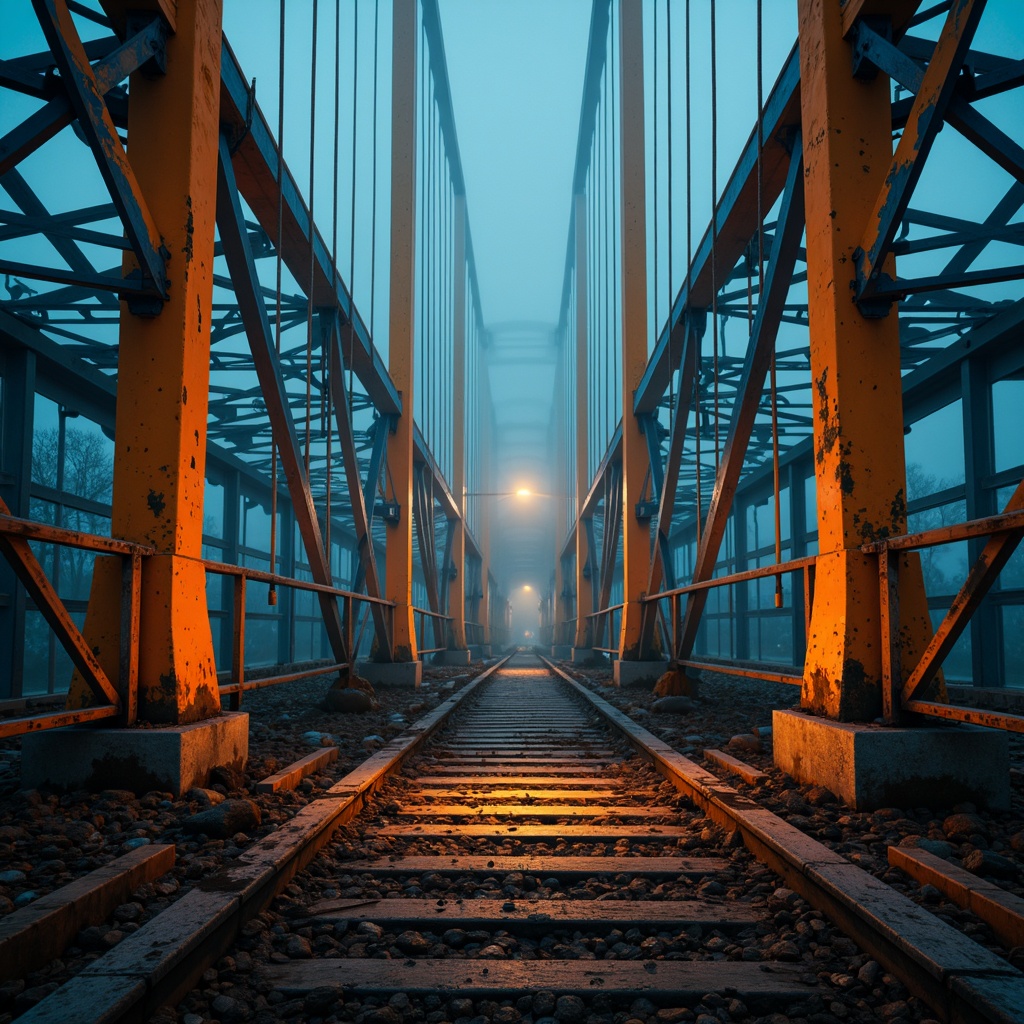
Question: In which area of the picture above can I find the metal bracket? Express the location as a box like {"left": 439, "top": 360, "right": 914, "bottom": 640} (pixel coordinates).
{"left": 124, "top": 13, "right": 170, "bottom": 78}
{"left": 635, "top": 500, "right": 658, "bottom": 522}
{"left": 850, "top": 16, "right": 893, "bottom": 81}
{"left": 377, "top": 500, "right": 401, "bottom": 524}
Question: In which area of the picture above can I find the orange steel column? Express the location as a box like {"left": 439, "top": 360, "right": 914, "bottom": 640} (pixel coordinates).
{"left": 69, "top": 0, "right": 223, "bottom": 724}
{"left": 798, "top": 0, "right": 936, "bottom": 720}
{"left": 448, "top": 194, "right": 468, "bottom": 650}
{"left": 616, "top": 0, "right": 650, "bottom": 661}
{"left": 385, "top": 0, "right": 419, "bottom": 663}
{"left": 572, "top": 194, "right": 593, "bottom": 653}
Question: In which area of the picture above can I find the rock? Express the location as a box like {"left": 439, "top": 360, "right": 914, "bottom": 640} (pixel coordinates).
{"left": 285, "top": 934, "right": 312, "bottom": 959}
{"left": 943, "top": 813, "right": 988, "bottom": 841}
{"left": 0, "top": 869, "right": 27, "bottom": 884}
{"left": 208, "top": 764, "right": 245, "bottom": 791}
{"left": 858, "top": 960, "right": 883, "bottom": 986}
{"left": 123, "top": 837, "right": 151, "bottom": 850}
{"left": 1010, "top": 830, "right": 1024, "bottom": 852}
{"left": 304, "top": 987, "right": 341, "bottom": 1016}
{"left": 395, "top": 929, "right": 432, "bottom": 954}
{"left": 302, "top": 730, "right": 332, "bottom": 746}
{"left": 187, "top": 787, "right": 226, "bottom": 807}
{"left": 727, "top": 733, "right": 761, "bottom": 753}
{"left": 13, "top": 891, "right": 37, "bottom": 907}
{"left": 533, "top": 992, "right": 557, "bottom": 1016}
{"left": 778, "top": 790, "right": 810, "bottom": 814}
{"left": 963, "top": 848, "right": 1017, "bottom": 879}
{"left": 766, "top": 939, "right": 801, "bottom": 962}
{"left": 183, "top": 798, "right": 261, "bottom": 839}
{"left": 653, "top": 696, "right": 696, "bottom": 714}
{"left": 805, "top": 786, "right": 837, "bottom": 807}
{"left": 554, "top": 995, "right": 587, "bottom": 1023}
{"left": 653, "top": 670, "right": 699, "bottom": 698}
{"left": 211, "top": 994, "right": 250, "bottom": 1021}
{"left": 362, "top": 735, "right": 386, "bottom": 751}
{"left": 913, "top": 837, "right": 955, "bottom": 859}
{"left": 324, "top": 686, "right": 375, "bottom": 713}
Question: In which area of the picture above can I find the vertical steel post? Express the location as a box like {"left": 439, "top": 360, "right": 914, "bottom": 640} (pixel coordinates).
{"left": 616, "top": 0, "right": 650, "bottom": 661}
{"left": 572, "top": 194, "right": 593, "bottom": 653}
{"left": 477, "top": 368, "right": 492, "bottom": 648}
{"left": 385, "top": 0, "right": 419, "bottom": 663}
{"left": 0, "top": 347, "right": 34, "bottom": 699}
{"left": 69, "top": 0, "right": 224, "bottom": 723}
{"left": 798, "top": 0, "right": 936, "bottom": 721}
{"left": 448, "top": 194, "right": 468, "bottom": 650}
{"left": 552, "top": 343, "right": 567, "bottom": 647}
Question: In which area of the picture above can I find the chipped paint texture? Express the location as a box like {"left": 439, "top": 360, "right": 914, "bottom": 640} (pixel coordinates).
{"left": 70, "top": 0, "right": 224, "bottom": 724}
{"left": 797, "top": 0, "right": 936, "bottom": 720}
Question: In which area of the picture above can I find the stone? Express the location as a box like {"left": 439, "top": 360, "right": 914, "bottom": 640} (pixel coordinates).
{"left": 943, "top": 813, "right": 989, "bottom": 841}
{"left": 653, "top": 669, "right": 700, "bottom": 698}
{"left": 963, "top": 848, "right": 1017, "bottom": 879}
{"left": 187, "top": 787, "right": 226, "bottom": 807}
{"left": 211, "top": 995, "right": 249, "bottom": 1021}
{"left": 285, "top": 934, "right": 312, "bottom": 959}
{"left": 0, "top": 869, "right": 27, "bottom": 884}
{"left": 323, "top": 685, "right": 376, "bottom": 713}
{"left": 614, "top": 659, "right": 667, "bottom": 688}
{"left": 395, "top": 930, "right": 432, "bottom": 953}
{"left": 1011, "top": 831, "right": 1024, "bottom": 852}
{"left": 766, "top": 940, "right": 801, "bottom": 962}
{"left": 357, "top": 660, "right": 423, "bottom": 688}
{"left": 652, "top": 696, "right": 696, "bottom": 714}
{"left": 555, "top": 995, "right": 587, "bottom": 1023}
{"left": 361, "top": 735, "right": 386, "bottom": 752}
{"left": 806, "top": 786, "right": 837, "bottom": 807}
{"left": 183, "top": 798, "right": 261, "bottom": 839}
{"left": 727, "top": 733, "right": 762, "bottom": 753}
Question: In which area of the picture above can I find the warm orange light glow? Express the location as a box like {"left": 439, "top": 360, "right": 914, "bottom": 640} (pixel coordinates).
{"left": 522, "top": 584, "right": 533, "bottom": 591}
{"left": 516, "top": 488, "right": 532, "bottom": 497}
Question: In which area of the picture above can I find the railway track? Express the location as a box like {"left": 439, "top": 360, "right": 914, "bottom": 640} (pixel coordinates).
{"left": 16, "top": 653, "right": 1024, "bottom": 1024}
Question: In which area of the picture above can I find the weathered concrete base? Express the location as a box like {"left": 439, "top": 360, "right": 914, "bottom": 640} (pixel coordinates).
{"left": 551, "top": 645, "right": 573, "bottom": 660}
{"left": 773, "top": 709, "right": 1010, "bottom": 811}
{"left": 357, "top": 660, "right": 422, "bottom": 688}
{"left": 22, "top": 712, "right": 249, "bottom": 797}
{"left": 614, "top": 659, "right": 668, "bottom": 688}
{"left": 434, "top": 649, "right": 471, "bottom": 666}
{"left": 572, "top": 648, "right": 600, "bottom": 665}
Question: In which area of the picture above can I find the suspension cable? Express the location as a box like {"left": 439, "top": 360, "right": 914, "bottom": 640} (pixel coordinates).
{"left": 710, "top": 0, "right": 720, "bottom": 472}
{"left": 348, "top": 0, "right": 359, "bottom": 432}
{"left": 305, "top": 0, "right": 319, "bottom": 481}
{"left": 269, "top": 0, "right": 286, "bottom": 606}
{"left": 686, "top": 0, "right": 700, "bottom": 549}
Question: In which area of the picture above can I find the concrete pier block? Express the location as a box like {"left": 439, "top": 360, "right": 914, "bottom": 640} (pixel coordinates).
{"left": 357, "top": 660, "right": 422, "bottom": 688}
{"left": 435, "top": 649, "right": 471, "bottom": 666}
{"left": 773, "top": 709, "right": 1010, "bottom": 811}
{"left": 551, "top": 645, "right": 573, "bottom": 660}
{"left": 22, "top": 712, "right": 249, "bottom": 797}
{"left": 571, "top": 648, "right": 599, "bottom": 665}
{"left": 614, "top": 659, "right": 668, "bottom": 688}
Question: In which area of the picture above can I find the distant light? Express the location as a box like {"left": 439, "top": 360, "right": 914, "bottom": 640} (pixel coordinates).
{"left": 515, "top": 487, "right": 532, "bottom": 497}
{"left": 522, "top": 584, "right": 533, "bottom": 591}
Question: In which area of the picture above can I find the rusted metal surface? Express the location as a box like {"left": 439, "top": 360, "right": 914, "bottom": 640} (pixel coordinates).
{"left": 797, "top": 0, "right": 934, "bottom": 723}
{"left": 218, "top": 662, "right": 350, "bottom": 697}
{"left": 676, "top": 659, "right": 802, "bottom": 687}
{"left": 902, "top": 700, "right": 1024, "bottom": 735}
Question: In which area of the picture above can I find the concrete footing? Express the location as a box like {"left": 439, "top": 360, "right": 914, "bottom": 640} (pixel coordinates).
{"left": 571, "top": 648, "right": 599, "bottom": 665}
{"left": 21, "top": 712, "right": 249, "bottom": 797}
{"left": 551, "top": 645, "right": 573, "bottom": 660}
{"left": 357, "top": 660, "right": 422, "bottom": 688}
{"left": 772, "top": 709, "right": 1010, "bottom": 811}
{"left": 434, "top": 649, "right": 471, "bottom": 666}
{"left": 614, "top": 659, "right": 668, "bottom": 688}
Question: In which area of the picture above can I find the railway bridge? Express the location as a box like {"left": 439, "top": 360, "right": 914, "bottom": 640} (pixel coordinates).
{"left": 0, "top": 0, "right": 1024, "bottom": 978}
